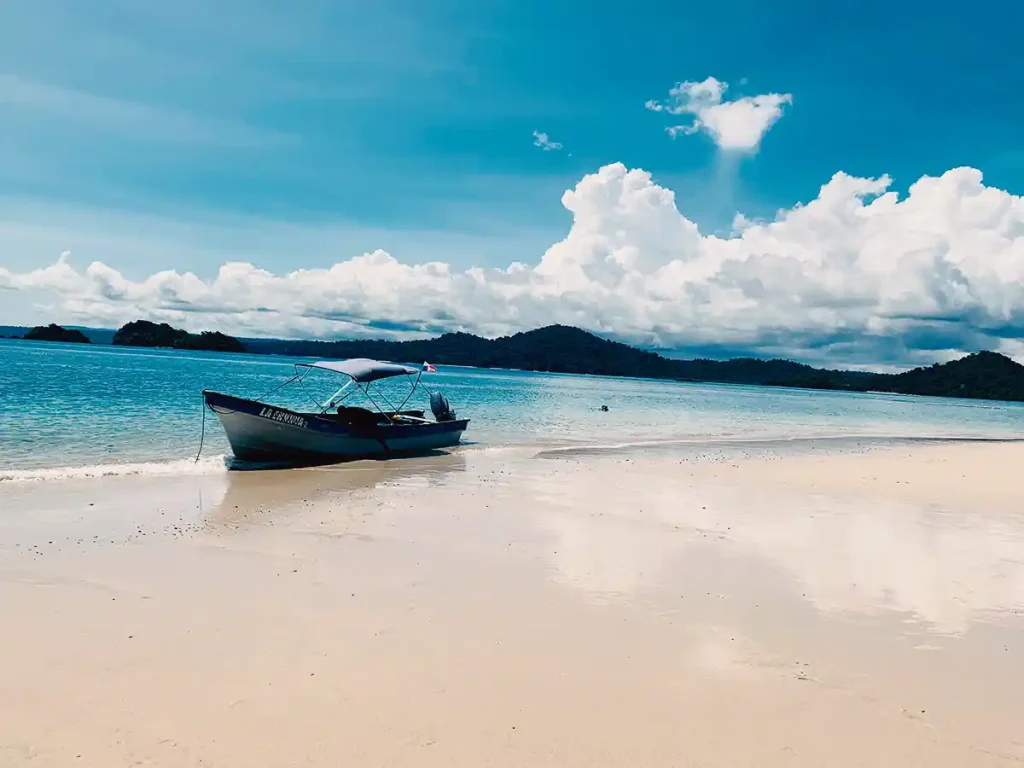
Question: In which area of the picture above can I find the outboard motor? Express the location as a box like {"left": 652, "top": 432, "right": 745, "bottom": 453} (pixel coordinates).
{"left": 429, "top": 391, "right": 456, "bottom": 422}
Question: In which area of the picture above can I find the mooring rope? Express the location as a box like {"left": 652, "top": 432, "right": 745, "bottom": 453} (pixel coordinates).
{"left": 194, "top": 395, "right": 208, "bottom": 463}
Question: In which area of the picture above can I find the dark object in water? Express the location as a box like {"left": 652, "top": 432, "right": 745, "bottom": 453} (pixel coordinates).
{"left": 600, "top": 404, "right": 609, "bottom": 412}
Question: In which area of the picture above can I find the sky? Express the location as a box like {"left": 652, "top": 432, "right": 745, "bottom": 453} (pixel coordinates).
{"left": 1, "top": 0, "right": 1023, "bottom": 368}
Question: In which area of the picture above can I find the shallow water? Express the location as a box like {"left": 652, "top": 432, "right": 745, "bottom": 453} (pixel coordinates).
{"left": 2, "top": 338, "right": 1023, "bottom": 478}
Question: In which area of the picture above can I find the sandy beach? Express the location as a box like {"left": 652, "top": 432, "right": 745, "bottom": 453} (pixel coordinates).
{"left": 2, "top": 439, "right": 1023, "bottom": 766}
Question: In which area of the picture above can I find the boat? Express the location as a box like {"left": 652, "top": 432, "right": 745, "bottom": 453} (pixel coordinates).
{"left": 202, "top": 358, "right": 469, "bottom": 463}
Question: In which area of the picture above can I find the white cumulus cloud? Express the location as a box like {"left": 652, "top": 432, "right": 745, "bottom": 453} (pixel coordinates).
{"left": 646, "top": 77, "right": 792, "bottom": 152}
{"left": 532, "top": 130, "right": 563, "bottom": 151}
{"left": 3, "top": 162, "right": 1024, "bottom": 367}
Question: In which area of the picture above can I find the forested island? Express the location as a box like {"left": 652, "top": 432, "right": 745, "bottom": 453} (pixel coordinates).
{"left": 11, "top": 320, "right": 1024, "bottom": 402}
{"left": 112, "top": 320, "right": 246, "bottom": 352}
{"left": 21, "top": 324, "right": 91, "bottom": 343}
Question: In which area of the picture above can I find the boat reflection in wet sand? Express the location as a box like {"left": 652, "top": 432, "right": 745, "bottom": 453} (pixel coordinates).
{"left": 203, "top": 358, "right": 469, "bottom": 464}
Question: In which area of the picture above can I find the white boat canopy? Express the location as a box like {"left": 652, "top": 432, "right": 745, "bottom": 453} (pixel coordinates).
{"left": 297, "top": 358, "right": 420, "bottom": 383}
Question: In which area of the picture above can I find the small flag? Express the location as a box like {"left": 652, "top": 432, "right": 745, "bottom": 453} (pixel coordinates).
{"left": 423, "top": 362, "right": 437, "bottom": 372}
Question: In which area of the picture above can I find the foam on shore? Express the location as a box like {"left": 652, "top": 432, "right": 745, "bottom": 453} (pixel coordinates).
{"left": 0, "top": 454, "right": 228, "bottom": 484}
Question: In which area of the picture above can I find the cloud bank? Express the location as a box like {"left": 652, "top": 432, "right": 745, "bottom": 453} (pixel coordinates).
{"left": 3, "top": 162, "right": 1024, "bottom": 367}
{"left": 646, "top": 77, "right": 792, "bottom": 151}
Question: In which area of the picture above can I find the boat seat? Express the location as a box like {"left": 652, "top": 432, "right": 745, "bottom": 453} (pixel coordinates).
{"left": 335, "top": 406, "right": 387, "bottom": 427}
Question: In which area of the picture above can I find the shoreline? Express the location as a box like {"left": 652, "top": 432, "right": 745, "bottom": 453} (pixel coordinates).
{"left": 6, "top": 430, "right": 1024, "bottom": 484}
{"left": 2, "top": 439, "right": 1023, "bottom": 765}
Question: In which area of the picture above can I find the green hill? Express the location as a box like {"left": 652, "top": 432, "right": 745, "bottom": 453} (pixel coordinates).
{"left": 112, "top": 320, "right": 246, "bottom": 353}
{"left": 22, "top": 324, "right": 91, "bottom": 344}
{"left": 245, "top": 324, "right": 1024, "bottom": 402}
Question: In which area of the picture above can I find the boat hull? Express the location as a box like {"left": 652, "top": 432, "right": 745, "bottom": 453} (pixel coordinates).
{"left": 203, "top": 391, "right": 469, "bottom": 463}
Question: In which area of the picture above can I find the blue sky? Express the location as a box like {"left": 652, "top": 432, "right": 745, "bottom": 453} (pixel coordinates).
{"left": 2, "top": 0, "right": 1024, "bottom": 365}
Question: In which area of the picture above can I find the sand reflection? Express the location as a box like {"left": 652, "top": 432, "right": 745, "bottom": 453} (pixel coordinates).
{"left": 526, "top": 452, "right": 1024, "bottom": 635}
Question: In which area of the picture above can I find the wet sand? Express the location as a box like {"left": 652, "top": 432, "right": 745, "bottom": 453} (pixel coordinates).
{"left": 1, "top": 440, "right": 1023, "bottom": 766}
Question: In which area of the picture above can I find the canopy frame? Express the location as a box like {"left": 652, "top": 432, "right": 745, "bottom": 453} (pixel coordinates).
{"left": 256, "top": 358, "right": 430, "bottom": 420}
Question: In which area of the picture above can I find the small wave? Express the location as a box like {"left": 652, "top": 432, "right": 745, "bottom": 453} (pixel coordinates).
{"left": 532, "top": 431, "right": 1024, "bottom": 459}
{"left": 456, "top": 441, "right": 536, "bottom": 454}
{"left": 0, "top": 454, "right": 229, "bottom": 484}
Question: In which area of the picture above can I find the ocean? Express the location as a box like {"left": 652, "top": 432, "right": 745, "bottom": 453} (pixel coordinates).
{"left": 2, "top": 337, "right": 1023, "bottom": 481}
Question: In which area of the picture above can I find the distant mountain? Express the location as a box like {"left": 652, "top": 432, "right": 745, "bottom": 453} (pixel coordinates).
{"left": 246, "top": 325, "right": 683, "bottom": 378}
{"left": 22, "top": 324, "right": 91, "bottom": 344}
{"left": 112, "top": 320, "right": 246, "bottom": 353}
{"left": 246, "top": 324, "right": 1024, "bottom": 402}
{"left": 78, "top": 327, "right": 117, "bottom": 344}
{"left": 881, "top": 351, "right": 1024, "bottom": 401}
{"left": 251, "top": 325, "right": 830, "bottom": 382}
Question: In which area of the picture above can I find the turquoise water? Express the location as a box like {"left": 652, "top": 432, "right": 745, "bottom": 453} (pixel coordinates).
{"left": 2, "top": 338, "right": 1023, "bottom": 479}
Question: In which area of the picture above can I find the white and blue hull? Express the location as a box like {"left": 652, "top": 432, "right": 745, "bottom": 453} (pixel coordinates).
{"left": 204, "top": 391, "right": 469, "bottom": 463}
